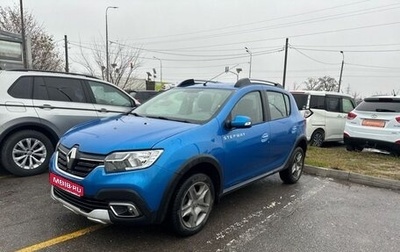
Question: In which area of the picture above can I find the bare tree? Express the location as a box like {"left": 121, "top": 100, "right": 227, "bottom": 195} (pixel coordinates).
{"left": 302, "top": 76, "right": 338, "bottom": 91}
{"left": 317, "top": 76, "right": 338, "bottom": 91}
{"left": 303, "top": 77, "right": 319, "bottom": 90}
{"left": 0, "top": 5, "right": 62, "bottom": 71}
{"left": 74, "top": 40, "right": 142, "bottom": 90}
{"left": 291, "top": 81, "right": 302, "bottom": 90}
{"left": 345, "top": 84, "right": 363, "bottom": 104}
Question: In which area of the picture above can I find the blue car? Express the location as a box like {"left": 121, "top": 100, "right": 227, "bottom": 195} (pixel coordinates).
{"left": 49, "top": 78, "right": 307, "bottom": 236}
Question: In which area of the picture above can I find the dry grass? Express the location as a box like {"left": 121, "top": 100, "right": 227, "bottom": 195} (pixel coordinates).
{"left": 305, "top": 146, "right": 400, "bottom": 181}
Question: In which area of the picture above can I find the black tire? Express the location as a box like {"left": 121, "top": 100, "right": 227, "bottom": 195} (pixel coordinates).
{"left": 346, "top": 144, "right": 355, "bottom": 151}
{"left": 346, "top": 144, "right": 363, "bottom": 152}
{"left": 310, "top": 130, "right": 325, "bottom": 147}
{"left": 170, "top": 173, "right": 215, "bottom": 236}
{"left": 279, "top": 147, "right": 305, "bottom": 184}
{"left": 390, "top": 151, "right": 400, "bottom": 157}
{"left": 1, "top": 130, "right": 54, "bottom": 177}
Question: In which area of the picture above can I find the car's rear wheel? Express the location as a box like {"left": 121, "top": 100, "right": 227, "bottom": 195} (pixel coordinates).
{"left": 390, "top": 150, "right": 400, "bottom": 157}
{"left": 310, "top": 130, "right": 324, "bottom": 147}
{"left": 1, "top": 130, "right": 54, "bottom": 176}
{"left": 170, "top": 173, "right": 214, "bottom": 236}
{"left": 346, "top": 144, "right": 363, "bottom": 152}
{"left": 279, "top": 147, "right": 305, "bottom": 184}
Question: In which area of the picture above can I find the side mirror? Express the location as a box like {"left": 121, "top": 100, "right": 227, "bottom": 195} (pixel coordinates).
{"left": 229, "top": 115, "right": 252, "bottom": 129}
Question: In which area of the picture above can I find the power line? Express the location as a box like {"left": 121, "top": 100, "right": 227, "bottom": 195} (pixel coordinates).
{"left": 289, "top": 47, "right": 400, "bottom": 53}
{"left": 290, "top": 46, "right": 339, "bottom": 65}
{"left": 123, "top": 0, "right": 372, "bottom": 42}
{"left": 346, "top": 62, "right": 400, "bottom": 70}
{"left": 137, "top": 3, "right": 400, "bottom": 46}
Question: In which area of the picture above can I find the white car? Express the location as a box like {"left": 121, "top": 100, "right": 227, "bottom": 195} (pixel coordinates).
{"left": 291, "top": 90, "right": 356, "bottom": 147}
{"left": 344, "top": 96, "right": 400, "bottom": 156}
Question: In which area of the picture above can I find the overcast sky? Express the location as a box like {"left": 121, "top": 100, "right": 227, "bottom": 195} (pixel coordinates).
{"left": 3, "top": 0, "right": 400, "bottom": 97}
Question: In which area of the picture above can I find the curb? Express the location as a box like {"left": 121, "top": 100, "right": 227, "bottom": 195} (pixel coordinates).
{"left": 304, "top": 165, "right": 400, "bottom": 191}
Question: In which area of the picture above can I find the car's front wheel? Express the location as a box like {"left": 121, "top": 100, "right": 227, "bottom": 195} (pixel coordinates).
{"left": 1, "top": 130, "right": 54, "bottom": 176}
{"left": 170, "top": 173, "right": 215, "bottom": 236}
{"left": 279, "top": 147, "right": 305, "bottom": 184}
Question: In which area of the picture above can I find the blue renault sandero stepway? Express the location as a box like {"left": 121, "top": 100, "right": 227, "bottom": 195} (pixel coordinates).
{"left": 49, "top": 78, "right": 307, "bottom": 236}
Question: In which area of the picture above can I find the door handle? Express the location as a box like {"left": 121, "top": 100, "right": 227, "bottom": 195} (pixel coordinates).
{"left": 261, "top": 133, "right": 269, "bottom": 143}
{"left": 41, "top": 104, "right": 53, "bottom": 109}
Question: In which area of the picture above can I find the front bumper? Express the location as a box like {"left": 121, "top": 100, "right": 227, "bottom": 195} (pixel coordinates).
{"left": 51, "top": 186, "right": 156, "bottom": 225}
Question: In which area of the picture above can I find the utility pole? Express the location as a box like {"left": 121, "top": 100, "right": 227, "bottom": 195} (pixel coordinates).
{"left": 19, "top": 0, "right": 28, "bottom": 69}
{"left": 105, "top": 6, "right": 118, "bottom": 82}
{"left": 282, "top": 38, "right": 289, "bottom": 89}
{"left": 245, "top": 47, "right": 252, "bottom": 78}
{"left": 338, "top": 51, "right": 344, "bottom": 93}
{"left": 64, "top": 35, "right": 69, "bottom": 72}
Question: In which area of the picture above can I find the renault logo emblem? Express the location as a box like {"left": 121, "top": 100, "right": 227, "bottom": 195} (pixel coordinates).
{"left": 67, "top": 146, "right": 79, "bottom": 169}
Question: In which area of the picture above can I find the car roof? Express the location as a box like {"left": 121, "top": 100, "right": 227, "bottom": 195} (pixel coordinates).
{"left": 176, "top": 78, "right": 282, "bottom": 91}
{"left": 0, "top": 69, "right": 99, "bottom": 81}
{"left": 363, "top": 96, "right": 400, "bottom": 101}
{"left": 290, "top": 90, "right": 354, "bottom": 98}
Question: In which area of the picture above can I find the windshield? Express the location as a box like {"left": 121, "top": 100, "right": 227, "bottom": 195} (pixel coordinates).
{"left": 133, "top": 88, "right": 233, "bottom": 123}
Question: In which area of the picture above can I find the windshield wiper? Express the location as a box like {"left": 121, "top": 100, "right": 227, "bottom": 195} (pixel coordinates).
{"left": 124, "top": 107, "right": 142, "bottom": 116}
{"left": 147, "top": 116, "right": 191, "bottom": 123}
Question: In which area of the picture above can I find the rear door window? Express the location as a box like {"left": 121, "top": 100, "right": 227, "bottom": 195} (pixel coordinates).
{"left": 267, "top": 91, "right": 290, "bottom": 120}
{"left": 326, "top": 97, "right": 340, "bottom": 112}
{"left": 310, "top": 95, "right": 325, "bottom": 109}
{"left": 34, "top": 77, "right": 87, "bottom": 103}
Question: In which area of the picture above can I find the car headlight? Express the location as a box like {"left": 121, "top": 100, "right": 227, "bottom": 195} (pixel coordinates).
{"left": 104, "top": 150, "right": 163, "bottom": 173}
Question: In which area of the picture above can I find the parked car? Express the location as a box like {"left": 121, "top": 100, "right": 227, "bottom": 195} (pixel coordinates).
{"left": 291, "top": 90, "right": 356, "bottom": 146}
{"left": 128, "top": 90, "right": 162, "bottom": 104}
{"left": 344, "top": 96, "right": 400, "bottom": 156}
{"left": 49, "top": 78, "right": 307, "bottom": 236}
{"left": 0, "top": 69, "right": 137, "bottom": 176}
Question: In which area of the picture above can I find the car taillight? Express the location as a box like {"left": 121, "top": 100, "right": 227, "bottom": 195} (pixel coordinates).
{"left": 347, "top": 112, "right": 357, "bottom": 120}
{"left": 304, "top": 109, "right": 313, "bottom": 118}
{"left": 396, "top": 116, "right": 400, "bottom": 123}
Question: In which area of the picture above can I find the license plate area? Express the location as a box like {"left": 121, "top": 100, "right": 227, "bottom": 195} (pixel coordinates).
{"left": 362, "top": 119, "right": 385, "bottom": 128}
{"left": 49, "top": 173, "right": 84, "bottom": 197}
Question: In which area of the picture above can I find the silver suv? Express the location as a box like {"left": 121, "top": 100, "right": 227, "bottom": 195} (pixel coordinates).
{"left": 0, "top": 70, "right": 137, "bottom": 176}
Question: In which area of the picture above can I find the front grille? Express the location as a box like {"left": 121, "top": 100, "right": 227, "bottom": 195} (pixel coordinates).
{"left": 54, "top": 187, "right": 109, "bottom": 213}
{"left": 57, "top": 145, "right": 105, "bottom": 177}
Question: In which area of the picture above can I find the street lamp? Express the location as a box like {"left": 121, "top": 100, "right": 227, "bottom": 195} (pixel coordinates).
{"left": 245, "top": 47, "right": 253, "bottom": 78}
{"left": 338, "top": 51, "right": 344, "bottom": 92}
{"left": 105, "top": 6, "right": 118, "bottom": 82}
{"left": 153, "top": 56, "right": 163, "bottom": 83}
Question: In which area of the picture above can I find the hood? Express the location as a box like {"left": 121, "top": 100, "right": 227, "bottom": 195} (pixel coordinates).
{"left": 60, "top": 115, "right": 198, "bottom": 154}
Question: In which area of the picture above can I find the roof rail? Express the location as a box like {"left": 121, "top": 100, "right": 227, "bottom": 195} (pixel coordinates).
{"left": 177, "top": 79, "right": 218, "bottom": 87}
{"left": 8, "top": 69, "right": 99, "bottom": 79}
{"left": 234, "top": 78, "right": 282, "bottom": 88}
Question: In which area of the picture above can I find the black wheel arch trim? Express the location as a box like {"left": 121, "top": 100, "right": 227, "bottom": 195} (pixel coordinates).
{"left": 0, "top": 119, "right": 59, "bottom": 146}
{"left": 155, "top": 154, "right": 223, "bottom": 224}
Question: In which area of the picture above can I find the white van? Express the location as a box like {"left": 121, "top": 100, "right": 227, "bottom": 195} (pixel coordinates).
{"left": 290, "top": 90, "right": 356, "bottom": 146}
